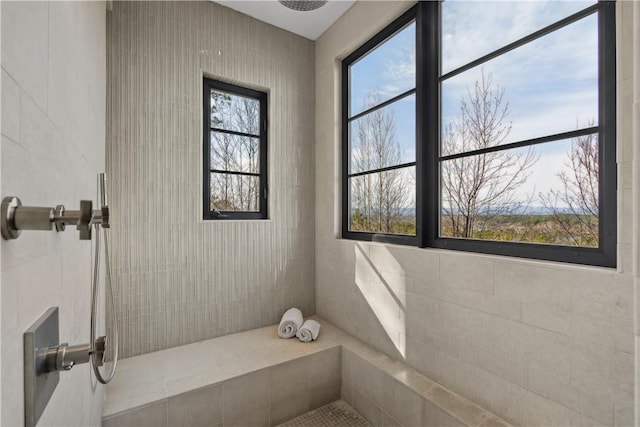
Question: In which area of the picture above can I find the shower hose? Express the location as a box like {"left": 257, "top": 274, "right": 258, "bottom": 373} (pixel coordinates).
{"left": 90, "top": 222, "right": 119, "bottom": 384}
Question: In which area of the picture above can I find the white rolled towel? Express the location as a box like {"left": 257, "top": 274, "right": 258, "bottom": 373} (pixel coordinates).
{"left": 278, "top": 308, "right": 303, "bottom": 338}
{"left": 296, "top": 319, "right": 321, "bottom": 343}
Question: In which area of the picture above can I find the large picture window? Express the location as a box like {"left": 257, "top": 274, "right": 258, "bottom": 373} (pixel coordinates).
{"left": 203, "top": 78, "right": 268, "bottom": 220}
{"left": 342, "top": 1, "right": 616, "bottom": 267}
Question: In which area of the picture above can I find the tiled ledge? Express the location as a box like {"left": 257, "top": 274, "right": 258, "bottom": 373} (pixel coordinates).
{"left": 103, "top": 316, "right": 513, "bottom": 427}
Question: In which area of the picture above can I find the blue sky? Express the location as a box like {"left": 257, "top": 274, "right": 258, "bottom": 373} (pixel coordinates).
{"left": 350, "top": 22, "right": 417, "bottom": 167}
{"left": 349, "top": 0, "right": 599, "bottom": 209}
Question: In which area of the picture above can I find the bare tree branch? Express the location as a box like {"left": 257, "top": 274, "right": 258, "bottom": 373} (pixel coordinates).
{"left": 350, "top": 92, "right": 414, "bottom": 234}
{"left": 540, "top": 121, "right": 598, "bottom": 247}
{"left": 441, "top": 70, "right": 538, "bottom": 238}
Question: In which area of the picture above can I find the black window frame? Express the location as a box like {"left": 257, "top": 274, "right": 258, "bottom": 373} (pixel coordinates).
{"left": 341, "top": 7, "right": 419, "bottom": 246}
{"left": 342, "top": 1, "right": 617, "bottom": 267}
{"left": 203, "top": 78, "right": 268, "bottom": 220}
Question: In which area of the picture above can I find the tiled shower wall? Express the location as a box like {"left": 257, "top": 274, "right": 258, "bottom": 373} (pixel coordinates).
{"left": 315, "top": 1, "right": 636, "bottom": 426}
{"left": 633, "top": 2, "right": 640, "bottom": 424}
{"left": 106, "top": 1, "right": 315, "bottom": 358}
{"left": 1, "top": 1, "right": 107, "bottom": 425}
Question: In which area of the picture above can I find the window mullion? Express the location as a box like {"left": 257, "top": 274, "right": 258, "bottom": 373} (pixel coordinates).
{"left": 347, "top": 88, "right": 416, "bottom": 122}
{"left": 348, "top": 162, "right": 416, "bottom": 179}
{"left": 439, "top": 127, "right": 600, "bottom": 162}
{"left": 418, "top": 0, "right": 440, "bottom": 248}
{"left": 597, "top": 0, "right": 617, "bottom": 266}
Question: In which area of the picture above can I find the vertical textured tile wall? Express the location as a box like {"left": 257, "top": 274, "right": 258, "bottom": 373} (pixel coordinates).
{"left": 1, "top": 1, "right": 107, "bottom": 425}
{"left": 106, "top": 1, "right": 315, "bottom": 358}
{"left": 632, "top": 2, "right": 640, "bottom": 427}
{"left": 315, "top": 1, "right": 636, "bottom": 426}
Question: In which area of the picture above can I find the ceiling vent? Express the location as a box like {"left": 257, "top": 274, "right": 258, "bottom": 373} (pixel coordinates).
{"left": 279, "top": 0, "right": 328, "bottom": 12}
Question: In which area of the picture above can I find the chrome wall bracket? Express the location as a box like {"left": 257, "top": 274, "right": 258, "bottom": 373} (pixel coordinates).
{"left": 2, "top": 196, "right": 23, "bottom": 239}
{"left": 0, "top": 196, "right": 109, "bottom": 241}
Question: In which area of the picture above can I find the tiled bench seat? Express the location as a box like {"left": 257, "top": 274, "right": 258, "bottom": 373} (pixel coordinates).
{"left": 103, "top": 316, "right": 513, "bottom": 427}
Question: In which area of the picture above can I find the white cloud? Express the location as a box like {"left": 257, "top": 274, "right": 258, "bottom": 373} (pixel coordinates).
{"left": 350, "top": 22, "right": 416, "bottom": 112}
{"left": 442, "top": 0, "right": 596, "bottom": 73}
{"left": 442, "top": 8, "right": 599, "bottom": 146}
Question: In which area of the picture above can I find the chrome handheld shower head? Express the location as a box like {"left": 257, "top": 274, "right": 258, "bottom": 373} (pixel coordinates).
{"left": 98, "top": 173, "right": 108, "bottom": 208}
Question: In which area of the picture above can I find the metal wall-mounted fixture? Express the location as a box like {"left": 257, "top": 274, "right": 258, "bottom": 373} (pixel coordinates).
{"left": 12, "top": 174, "right": 119, "bottom": 426}
{"left": 24, "top": 307, "right": 111, "bottom": 427}
{"left": 1, "top": 196, "right": 108, "bottom": 241}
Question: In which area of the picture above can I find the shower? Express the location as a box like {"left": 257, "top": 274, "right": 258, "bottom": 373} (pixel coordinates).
{"left": 1, "top": 173, "right": 119, "bottom": 425}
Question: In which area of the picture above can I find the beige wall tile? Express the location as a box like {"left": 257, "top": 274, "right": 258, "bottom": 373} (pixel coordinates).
{"left": 440, "top": 253, "right": 494, "bottom": 294}
{"left": 426, "top": 386, "right": 491, "bottom": 427}
{"left": 0, "top": 0, "right": 49, "bottom": 110}
{"left": 414, "top": 343, "right": 497, "bottom": 416}
{"left": 456, "top": 288, "right": 521, "bottom": 321}
{"left": 614, "top": 351, "right": 634, "bottom": 395}
{"left": 618, "top": 1, "right": 635, "bottom": 82}
{"left": 492, "top": 381, "right": 572, "bottom": 426}
{"left": 617, "top": 76, "right": 635, "bottom": 163}
{"left": 342, "top": 379, "right": 355, "bottom": 407}
{"left": 570, "top": 273, "right": 630, "bottom": 325}
{"left": 103, "top": 401, "right": 168, "bottom": 427}
{"left": 570, "top": 338, "right": 617, "bottom": 396}
{"left": 450, "top": 337, "right": 521, "bottom": 386}
{"left": 382, "top": 374, "right": 423, "bottom": 427}
{"left": 405, "top": 291, "right": 441, "bottom": 331}
{"left": 613, "top": 389, "right": 634, "bottom": 427}
{"left": 49, "top": 1, "right": 105, "bottom": 151}
{"left": 354, "top": 389, "right": 383, "bottom": 427}
{"left": 382, "top": 412, "right": 403, "bottom": 427}
{"left": 223, "top": 369, "right": 270, "bottom": 427}
{"left": 618, "top": 242, "right": 633, "bottom": 274}
{"left": 522, "top": 325, "right": 572, "bottom": 382}
{"left": 351, "top": 353, "right": 385, "bottom": 407}
{"left": 614, "top": 323, "right": 634, "bottom": 354}
{"left": 1, "top": 70, "right": 21, "bottom": 143}
{"left": 375, "top": 245, "right": 439, "bottom": 280}
{"left": 480, "top": 417, "right": 514, "bottom": 427}
{"left": 522, "top": 303, "right": 571, "bottom": 335}
{"left": 570, "top": 411, "right": 609, "bottom": 427}
{"left": 522, "top": 363, "right": 578, "bottom": 409}
{"left": 619, "top": 161, "right": 633, "bottom": 190}
{"left": 494, "top": 262, "right": 574, "bottom": 312}
{"left": 269, "top": 358, "right": 310, "bottom": 426}
{"left": 575, "top": 388, "right": 614, "bottom": 426}
{"left": 167, "top": 385, "right": 223, "bottom": 427}
{"left": 422, "top": 400, "right": 466, "bottom": 427}
{"left": 308, "top": 347, "right": 341, "bottom": 408}
{"left": 570, "top": 313, "right": 616, "bottom": 348}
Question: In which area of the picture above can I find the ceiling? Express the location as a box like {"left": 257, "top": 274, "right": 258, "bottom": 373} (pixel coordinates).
{"left": 213, "top": 0, "right": 356, "bottom": 40}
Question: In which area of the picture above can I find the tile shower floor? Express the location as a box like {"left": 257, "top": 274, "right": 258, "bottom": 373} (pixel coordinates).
{"left": 276, "top": 400, "right": 371, "bottom": 427}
